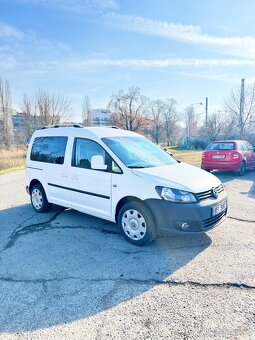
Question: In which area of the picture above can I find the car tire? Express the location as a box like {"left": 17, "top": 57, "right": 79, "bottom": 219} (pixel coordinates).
{"left": 205, "top": 169, "right": 211, "bottom": 172}
{"left": 30, "top": 183, "right": 52, "bottom": 213}
{"left": 237, "top": 161, "right": 246, "bottom": 176}
{"left": 118, "top": 201, "right": 157, "bottom": 246}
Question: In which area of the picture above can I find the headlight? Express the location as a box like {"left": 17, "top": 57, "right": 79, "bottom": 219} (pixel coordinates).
{"left": 156, "top": 186, "right": 197, "bottom": 203}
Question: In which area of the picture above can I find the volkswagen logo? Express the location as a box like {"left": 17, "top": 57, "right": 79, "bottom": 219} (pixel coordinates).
{"left": 212, "top": 188, "right": 218, "bottom": 199}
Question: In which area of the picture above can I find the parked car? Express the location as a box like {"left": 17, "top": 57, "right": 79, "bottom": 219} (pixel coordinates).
{"left": 26, "top": 125, "right": 227, "bottom": 245}
{"left": 201, "top": 140, "right": 255, "bottom": 175}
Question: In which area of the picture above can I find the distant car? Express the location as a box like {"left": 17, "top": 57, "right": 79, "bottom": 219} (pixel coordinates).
{"left": 201, "top": 140, "right": 255, "bottom": 176}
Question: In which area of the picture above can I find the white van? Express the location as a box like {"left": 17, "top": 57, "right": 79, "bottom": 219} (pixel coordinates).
{"left": 26, "top": 125, "right": 227, "bottom": 245}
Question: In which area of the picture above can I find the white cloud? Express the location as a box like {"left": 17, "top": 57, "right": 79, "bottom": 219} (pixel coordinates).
{"left": 9, "top": 0, "right": 118, "bottom": 12}
{"left": 21, "top": 58, "right": 255, "bottom": 72}
{"left": 4, "top": 49, "right": 255, "bottom": 73}
{"left": 0, "top": 55, "right": 17, "bottom": 69}
{"left": 91, "top": 0, "right": 118, "bottom": 9}
{"left": 104, "top": 13, "right": 255, "bottom": 58}
{"left": 59, "top": 58, "right": 255, "bottom": 69}
{"left": 0, "top": 22, "right": 24, "bottom": 40}
{"left": 176, "top": 71, "right": 234, "bottom": 82}
{"left": 0, "top": 21, "right": 69, "bottom": 52}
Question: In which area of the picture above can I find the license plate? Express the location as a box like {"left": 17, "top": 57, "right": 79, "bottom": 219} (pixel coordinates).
{"left": 212, "top": 200, "right": 227, "bottom": 216}
{"left": 212, "top": 154, "right": 225, "bottom": 159}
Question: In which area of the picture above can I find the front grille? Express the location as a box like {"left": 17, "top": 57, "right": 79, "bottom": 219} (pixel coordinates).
{"left": 202, "top": 209, "right": 227, "bottom": 230}
{"left": 196, "top": 184, "right": 224, "bottom": 201}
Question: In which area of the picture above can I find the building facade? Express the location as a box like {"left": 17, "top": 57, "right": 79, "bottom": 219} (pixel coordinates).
{"left": 92, "top": 109, "right": 111, "bottom": 126}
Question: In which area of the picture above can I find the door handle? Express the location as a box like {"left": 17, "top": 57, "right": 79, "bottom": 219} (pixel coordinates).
{"left": 71, "top": 175, "right": 79, "bottom": 180}
{"left": 61, "top": 173, "right": 68, "bottom": 178}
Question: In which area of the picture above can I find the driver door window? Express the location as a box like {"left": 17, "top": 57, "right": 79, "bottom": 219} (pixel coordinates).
{"left": 72, "top": 138, "right": 122, "bottom": 173}
{"left": 73, "top": 139, "right": 106, "bottom": 169}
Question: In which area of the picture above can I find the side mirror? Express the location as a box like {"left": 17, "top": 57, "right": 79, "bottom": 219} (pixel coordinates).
{"left": 91, "top": 155, "right": 107, "bottom": 170}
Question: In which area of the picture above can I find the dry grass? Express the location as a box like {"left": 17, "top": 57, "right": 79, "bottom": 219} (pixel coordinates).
{"left": 0, "top": 146, "right": 27, "bottom": 173}
{"left": 166, "top": 146, "right": 202, "bottom": 167}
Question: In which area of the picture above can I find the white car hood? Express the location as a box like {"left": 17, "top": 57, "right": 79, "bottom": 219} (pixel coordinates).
{"left": 132, "top": 162, "right": 221, "bottom": 193}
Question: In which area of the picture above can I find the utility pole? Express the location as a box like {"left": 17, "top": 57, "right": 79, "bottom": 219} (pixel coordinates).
{"left": 205, "top": 97, "right": 208, "bottom": 125}
{"left": 239, "top": 78, "right": 245, "bottom": 137}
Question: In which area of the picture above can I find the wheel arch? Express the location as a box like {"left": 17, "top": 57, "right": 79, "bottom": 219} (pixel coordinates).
{"left": 115, "top": 196, "right": 155, "bottom": 224}
{"left": 29, "top": 179, "right": 43, "bottom": 194}
{"left": 237, "top": 160, "right": 246, "bottom": 176}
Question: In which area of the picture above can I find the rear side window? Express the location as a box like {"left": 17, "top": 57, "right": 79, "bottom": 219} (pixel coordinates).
{"left": 247, "top": 143, "right": 254, "bottom": 151}
{"left": 240, "top": 142, "right": 249, "bottom": 151}
{"left": 207, "top": 142, "right": 235, "bottom": 151}
{"left": 30, "top": 136, "right": 68, "bottom": 164}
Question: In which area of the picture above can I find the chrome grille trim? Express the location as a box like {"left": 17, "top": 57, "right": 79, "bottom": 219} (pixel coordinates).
{"left": 196, "top": 184, "right": 224, "bottom": 201}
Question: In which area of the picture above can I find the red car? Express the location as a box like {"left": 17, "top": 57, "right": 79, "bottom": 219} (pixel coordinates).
{"left": 201, "top": 140, "right": 255, "bottom": 176}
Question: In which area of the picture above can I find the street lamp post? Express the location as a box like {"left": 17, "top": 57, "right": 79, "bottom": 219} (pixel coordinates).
{"left": 205, "top": 97, "right": 208, "bottom": 126}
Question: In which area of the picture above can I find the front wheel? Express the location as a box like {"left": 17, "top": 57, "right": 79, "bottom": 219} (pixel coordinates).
{"left": 30, "top": 183, "right": 52, "bottom": 213}
{"left": 118, "top": 202, "right": 157, "bottom": 246}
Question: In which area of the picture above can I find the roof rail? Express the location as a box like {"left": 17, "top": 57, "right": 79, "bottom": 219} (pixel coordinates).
{"left": 40, "top": 124, "right": 84, "bottom": 129}
{"left": 107, "top": 126, "right": 119, "bottom": 129}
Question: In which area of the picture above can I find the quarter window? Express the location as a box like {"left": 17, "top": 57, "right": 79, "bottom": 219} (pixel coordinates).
{"left": 30, "top": 136, "right": 68, "bottom": 164}
{"left": 240, "top": 143, "right": 249, "bottom": 151}
{"left": 246, "top": 143, "right": 253, "bottom": 151}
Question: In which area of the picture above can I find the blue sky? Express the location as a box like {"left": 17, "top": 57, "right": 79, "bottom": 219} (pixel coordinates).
{"left": 1, "top": 0, "right": 255, "bottom": 120}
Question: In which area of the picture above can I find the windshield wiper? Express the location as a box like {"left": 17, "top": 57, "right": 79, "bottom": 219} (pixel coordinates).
{"left": 128, "top": 165, "right": 146, "bottom": 168}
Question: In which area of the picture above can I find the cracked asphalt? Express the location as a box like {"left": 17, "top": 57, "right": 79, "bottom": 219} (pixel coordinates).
{"left": 0, "top": 169, "right": 254, "bottom": 339}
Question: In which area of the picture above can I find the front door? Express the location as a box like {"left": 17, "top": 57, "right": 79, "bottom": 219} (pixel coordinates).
{"left": 69, "top": 138, "right": 112, "bottom": 218}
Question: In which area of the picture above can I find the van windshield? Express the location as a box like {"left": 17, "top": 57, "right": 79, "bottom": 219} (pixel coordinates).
{"left": 102, "top": 136, "right": 177, "bottom": 168}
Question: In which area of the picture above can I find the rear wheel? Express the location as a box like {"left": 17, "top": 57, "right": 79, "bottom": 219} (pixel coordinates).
{"left": 30, "top": 183, "right": 52, "bottom": 213}
{"left": 237, "top": 161, "right": 246, "bottom": 176}
{"left": 118, "top": 201, "right": 157, "bottom": 246}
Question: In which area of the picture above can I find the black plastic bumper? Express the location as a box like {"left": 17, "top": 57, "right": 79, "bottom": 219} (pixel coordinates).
{"left": 145, "top": 195, "right": 227, "bottom": 236}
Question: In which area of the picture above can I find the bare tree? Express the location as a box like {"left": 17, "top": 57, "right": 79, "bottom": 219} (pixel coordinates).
{"left": 222, "top": 114, "right": 236, "bottom": 140}
{"left": 81, "top": 95, "right": 93, "bottom": 127}
{"left": 164, "top": 98, "right": 178, "bottom": 146}
{"left": 36, "top": 89, "right": 71, "bottom": 126}
{"left": 148, "top": 99, "right": 165, "bottom": 144}
{"left": 205, "top": 112, "right": 225, "bottom": 141}
{"left": 225, "top": 82, "right": 255, "bottom": 138}
{"left": 184, "top": 105, "right": 198, "bottom": 138}
{"left": 109, "top": 86, "right": 149, "bottom": 131}
{"left": 21, "top": 89, "right": 71, "bottom": 134}
{"left": 0, "top": 77, "right": 14, "bottom": 147}
{"left": 20, "top": 93, "right": 40, "bottom": 136}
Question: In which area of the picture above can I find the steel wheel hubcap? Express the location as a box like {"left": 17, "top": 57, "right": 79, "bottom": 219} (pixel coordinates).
{"left": 31, "top": 188, "right": 43, "bottom": 209}
{"left": 122, "top": 209, "right": 146, "bottom": 240}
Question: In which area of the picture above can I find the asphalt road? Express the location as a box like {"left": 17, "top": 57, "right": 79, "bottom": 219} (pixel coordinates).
{"left": 0, "top": 169, "right": 254, "bottom": 339}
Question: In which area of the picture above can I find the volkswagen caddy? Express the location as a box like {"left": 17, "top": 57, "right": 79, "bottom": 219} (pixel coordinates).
{"left": 26, "top": 125, "right": 227, "bottom": 245}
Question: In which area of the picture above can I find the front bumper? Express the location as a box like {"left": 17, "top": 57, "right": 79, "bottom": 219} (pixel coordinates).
{"left": 145, "top": 193, "right": 227, "bottom": 236}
